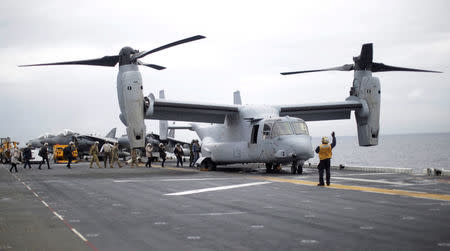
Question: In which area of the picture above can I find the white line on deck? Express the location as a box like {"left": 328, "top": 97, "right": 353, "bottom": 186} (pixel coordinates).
{"left": 42, "top": 201, "right": 49, "bottom": 207}
{"left": 113, "top": 178, "right": 238, "bottom": 183}
{"left": 334, "top": 173, "right": 397, "bottom": 176}
{"left": 53, "top": 212, "right": 64, "bottom": 221}
{"left": 165, "top": 182, "right": 271, "bottom": 196}
{"left": 72, "top": 228, "right": 88, "bottom": 242}
{"left": 183, "top": 212, "right": 247, "bottom": 216}
{"left": 332, "top": 177, "right": 410, "bottom": 185}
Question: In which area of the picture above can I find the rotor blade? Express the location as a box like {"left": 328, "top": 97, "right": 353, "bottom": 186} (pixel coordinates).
{"left": 137, "top": 60, "right": 166, "bottom": 70}
{"left": 372, "top": 62, "right": 442, "bottom": 73}
{"left": 132, "top": 35, "right": 206, "bottom": 60}
{"left": 19, "top": 55, "right": 120, "bottom": 67}
{"left": 280, "top": 64, "right": 354, "bottom": 75}
{"left": 359, "top": 43, "right": 373, "bottom": 66}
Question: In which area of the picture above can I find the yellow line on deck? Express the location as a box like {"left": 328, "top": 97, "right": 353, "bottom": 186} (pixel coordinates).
{"left": 257, "top": 176, "right": 450, "bottom": 201}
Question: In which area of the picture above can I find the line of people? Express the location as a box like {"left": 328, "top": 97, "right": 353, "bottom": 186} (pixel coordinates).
{"left": 6, "top": 139, "right": 202, "bottom": 172}
{"left": 8, "top": 143, "right": 52, "bottom": 172}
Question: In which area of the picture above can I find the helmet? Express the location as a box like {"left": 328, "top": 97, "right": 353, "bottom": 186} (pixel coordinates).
{"left": 321, "top": 137, "right": 329, "bottom": 144}
{"left": 95, "top": 141, "right": 99, "bottom": 145}
{"left": 69, "top": 141, "right": 74, "bottom": 145}
{"left": 44, "top": 142, "right": 48, "bottom": 146}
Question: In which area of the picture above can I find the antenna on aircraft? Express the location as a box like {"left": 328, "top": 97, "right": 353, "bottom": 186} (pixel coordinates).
{"left": 280, "top": 43, "right": 442, "bottom": 75}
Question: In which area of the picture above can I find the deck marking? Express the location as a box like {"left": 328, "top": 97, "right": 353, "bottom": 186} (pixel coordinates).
{"left": 332, "top": 177, "right": 409, "bottom": 186}
{"left": 8, "top": 170, "right": 99, "bottom": 251}
{"left": 165, "top": 182, "right": 271, "bottom": 196}
{"left": 113, "top": 178, "right": 237, "bottom": 183}
{"left": 256, "top": 176, "right": 450, "bottom": 201}
{"left": 301, "top": 240, "right": 319, "bottom": 244}
{"left": 334, "top": 172, "right": 397, "bottom": 176}
{"left": 72, "top": 228, "right": 88, "bottom": 242}
{"left": 53, "top": 212, "right": 64, "bottom": 221}
{"left": 183, "top": 212, "right": 247, "bottom": 216}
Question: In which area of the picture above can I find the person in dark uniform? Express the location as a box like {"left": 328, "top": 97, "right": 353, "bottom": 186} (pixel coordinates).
{"left": 38, "top": 142, "right": 51, "bottom": 169}
{"left": 174, "top": 144, "right": 184, "bottom": 167}
{"left": 22, "top": 143, "right": 33, "bottom": 169}
{"left": 65, "top": 141, "right": 76, "bottom": 168}
{"left": 315, "top": 132, "right": 336, "bottom": 186}
{"left": 158, "top": 143, "right": 166, "bottom": 167}
{"left": 189, "top": 140, "right": 194, "bottom": 167}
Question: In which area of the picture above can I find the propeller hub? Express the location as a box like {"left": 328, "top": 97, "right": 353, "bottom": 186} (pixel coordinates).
{"left": 119, "top": 46, "right": 138, "bottom": 66}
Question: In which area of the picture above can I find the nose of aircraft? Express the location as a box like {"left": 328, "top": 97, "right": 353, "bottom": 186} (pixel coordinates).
{"left": 282, "top": 135, "right": 314, "bottom": 160}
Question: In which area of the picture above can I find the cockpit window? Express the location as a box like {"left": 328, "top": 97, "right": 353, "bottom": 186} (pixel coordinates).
{"left": 272, "top": 122, "right": 294, "bottom": 137}
{"left": 292, "top": 122, "right": 309, "bottom": 135}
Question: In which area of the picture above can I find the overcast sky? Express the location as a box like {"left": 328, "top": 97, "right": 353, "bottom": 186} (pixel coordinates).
{"left": 1, "top": 0, "right": 449, "bottom": 144}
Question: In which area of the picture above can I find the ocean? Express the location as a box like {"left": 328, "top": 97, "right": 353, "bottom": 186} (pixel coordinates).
{"left": 310, "top": 133, "right": 450, "bottom": 173}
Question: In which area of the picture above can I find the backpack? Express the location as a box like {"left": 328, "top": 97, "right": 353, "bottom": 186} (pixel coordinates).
{"left": 38, "top": 148, "right": 44, "bottom": 157}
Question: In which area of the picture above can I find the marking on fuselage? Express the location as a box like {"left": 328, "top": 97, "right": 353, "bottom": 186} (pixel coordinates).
{"left": 165, "top": 182, "right": 271, "bottom": 196}
{"left": 255, "top": 176, "right": 450, "bottom": 201}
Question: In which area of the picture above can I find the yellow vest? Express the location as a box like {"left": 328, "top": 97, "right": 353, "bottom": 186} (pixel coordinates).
{"left": 319, "top": 144, "right": 332, "bottom": 160}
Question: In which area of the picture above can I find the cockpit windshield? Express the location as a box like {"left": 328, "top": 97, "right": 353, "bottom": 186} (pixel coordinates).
{"left": 272, "top": 122, "right": 294, "bottom": 137}
{"left": 291, "top": 122, "right": 309, "bottom": 135}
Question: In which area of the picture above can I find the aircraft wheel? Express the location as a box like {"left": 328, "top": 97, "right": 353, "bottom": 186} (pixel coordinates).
{"left": 265, "top": 163, "right": 273, "bottom": 173}
{"left": 291, "top": 165, "right": 297, "bottom": 174}
{"left": 1, "top": 158, "right": 6, "bottom": 164}
{"left": 298, "top": 162, "right": 304, "bottom": 175}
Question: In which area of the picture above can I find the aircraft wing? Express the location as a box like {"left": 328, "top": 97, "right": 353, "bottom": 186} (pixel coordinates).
{"left": 278, "top": 100, "right": 363, "bottom": 121}
{"left": 76, "top": 135, "right": 118, "bottom": 144}
{"left": 146, "top": 97, "right": 239, "bottom": 123}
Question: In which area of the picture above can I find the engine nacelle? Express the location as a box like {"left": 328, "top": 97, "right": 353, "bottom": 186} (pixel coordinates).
{"left": 350, "top": 71, "right": 381, "bottom": 146}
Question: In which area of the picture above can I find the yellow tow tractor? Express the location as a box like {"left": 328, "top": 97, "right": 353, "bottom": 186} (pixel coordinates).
{"left": 53, "top": 144, "right": 78, "bottom": 163}
{"left": 0, "top": 138, "right": 19, "bottom": 164}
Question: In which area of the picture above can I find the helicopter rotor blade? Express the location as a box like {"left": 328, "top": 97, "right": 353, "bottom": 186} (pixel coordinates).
{"left": 19, "top": 55, "right": 120, "bottom": 67}
{"left": 137, "top": 60, "right": 166, "bottom": 70}
{"left": 280, "top": 64, "right": 354, "bottom": 75}
{"left": 371, "top": 63, "right": 442, "bottom": 73}
{"left": 132, "top": 35, "right": 206, "bottom": 60}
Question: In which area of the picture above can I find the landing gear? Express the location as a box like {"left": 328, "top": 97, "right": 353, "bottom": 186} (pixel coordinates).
{"left": 200, "top": 158, "right": 216, "bottom": 171}
{"left": 291, "top": 161, "right": 297, "bottom": 174}
{"left": 291, "top": 161, "right": 304, "bottom": 175}
{"left": 298, "top": 162, "right": 304, "bottom": 175}
{"left": 273, "top": 163, "right": 282, "bottom": 173}
{"left": 265, "top": 163, "right": 273, "bottom": 173}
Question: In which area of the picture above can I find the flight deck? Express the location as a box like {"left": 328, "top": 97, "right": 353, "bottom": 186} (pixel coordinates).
{"left": 1, "top": 162, "right": 449, "bottom": 251}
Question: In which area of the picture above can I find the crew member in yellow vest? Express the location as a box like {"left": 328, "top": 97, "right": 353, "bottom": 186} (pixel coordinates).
{"left": 315, "top": 131, "right": 336, "bottom": 186}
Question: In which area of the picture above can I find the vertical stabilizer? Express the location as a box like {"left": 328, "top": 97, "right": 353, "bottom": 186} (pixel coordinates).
{"left": 105, "top": 128, "right": 117, "bottom": 139}
{"left": 233, "top": 90, "right": 242, "bottom": 105}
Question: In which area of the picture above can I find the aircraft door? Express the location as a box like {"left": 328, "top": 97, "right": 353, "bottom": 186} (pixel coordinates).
{"left": 262, "top": 123, "right": 274, "bottom": 161}
{"left": 248, "top": 123, "right": 263, "bottom": 160}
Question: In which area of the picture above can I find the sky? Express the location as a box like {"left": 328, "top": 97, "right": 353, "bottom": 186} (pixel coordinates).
{"left": 0, "top": 0, "right": 449, "bottom": 144}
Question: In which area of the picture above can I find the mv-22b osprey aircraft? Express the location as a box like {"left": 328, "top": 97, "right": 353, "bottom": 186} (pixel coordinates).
{"left": 21, "top": 39, "right": 440, "bottom": 173}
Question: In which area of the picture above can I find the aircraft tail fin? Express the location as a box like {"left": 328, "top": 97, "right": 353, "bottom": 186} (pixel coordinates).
{"left": 105, "top": 128, "right": 117, "bottom": 138}
{"left": 233, "top": 90, "right": 242, "bottom": 105}
{"left": 168, "top": 128, "right": 175, "bottom": 138}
